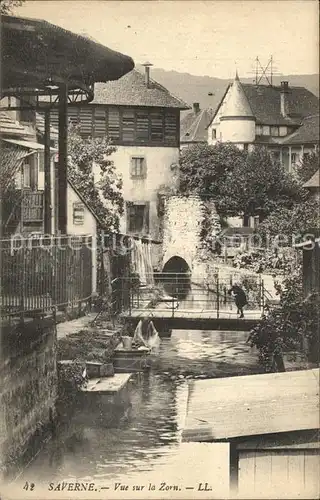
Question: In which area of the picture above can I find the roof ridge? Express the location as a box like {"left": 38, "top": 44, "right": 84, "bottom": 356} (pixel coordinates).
{"left": 192, "top": 109, "right": 207, "bottom": 140}
{"left": 242, "top": 82, "right": 314, "bottom": 91}
{"left": 183, "top": 109, "right": 202, "bottom": 138}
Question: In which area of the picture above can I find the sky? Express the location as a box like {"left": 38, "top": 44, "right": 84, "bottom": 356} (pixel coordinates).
{"left": 16, "top": 0, "right": 319, "bottom": 79}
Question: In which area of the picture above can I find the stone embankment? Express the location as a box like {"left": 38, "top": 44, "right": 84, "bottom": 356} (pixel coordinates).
{"left": 56, "top": 314, "right": 126, "bottom": 410}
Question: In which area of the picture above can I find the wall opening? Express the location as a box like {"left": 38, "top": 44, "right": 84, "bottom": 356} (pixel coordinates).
{"left": 160, "top": 256, "right": 191, "bottom": 299}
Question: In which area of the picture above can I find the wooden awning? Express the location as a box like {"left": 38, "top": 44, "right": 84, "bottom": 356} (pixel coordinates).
{"left": 0, "top": 141, "right": 32, "bottom": 192}
{"left": 182, "top": 369, "right": 320, "bottom": 442}
{"left": 1, "top": 14, "right": 134, "bottom": 97}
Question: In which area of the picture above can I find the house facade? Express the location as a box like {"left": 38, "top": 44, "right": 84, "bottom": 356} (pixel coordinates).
{"left": 180, "top": 103, "right": 214, "bottom": 149}
{"left": 208, "top": 74, "right": 319, "bottom": 172}
{"left": 1, "top": 107, "right": 99, "bottom": 238}
{"left": 42, "top": 67, "right": 189, "bottom": 242}
{"left": 0, "top": 108, "right": 100, "bottom": 292}
{"left": 294, "top": 169, "right": 320, "bottom": 299}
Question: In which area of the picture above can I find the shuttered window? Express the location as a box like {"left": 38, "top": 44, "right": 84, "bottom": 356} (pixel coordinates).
{"left": 93, "top": 107, "right": 107, "bottom": 136}
{"left": 130, "top": 157, "right": 147, "bottom": 179}
{"left": 40, "top": 106, "right": 179, "bottom": 145}
{"left": 108, "top": 108, "right": 120, "bottom": 140}
{"left": 164, "top": 113, "right": 178, "bottom": 144}
{"left": 122, "top": 109, "right": 135, "bottom": 142}
{"left": 126, "top": 202, "right": 149, "bottom": 234}
{"left": 136, "top": 110, "right": 149, "bottom": 142}
{"left": 79, "top": 108, "right": 93, "bottom": 137}
{"left": 47, "top": 110, "right": 59, "bottom": 130}
{"left": 68, "top": 108, "right": 80, "bottom": 125}
{"left": 73, "top": 202, "right": 85, "bottom": 225}
{"left": 150, "top": 112, "right": 164, "bottom": 141}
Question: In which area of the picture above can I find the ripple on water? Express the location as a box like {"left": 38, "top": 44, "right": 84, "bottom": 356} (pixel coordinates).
{"left": 20, "top": 329, "right": 259, "bottom": 483}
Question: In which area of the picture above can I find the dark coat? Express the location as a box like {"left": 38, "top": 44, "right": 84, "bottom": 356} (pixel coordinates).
{"left": 228, "top": 285, "right": 247, "bottom": 308}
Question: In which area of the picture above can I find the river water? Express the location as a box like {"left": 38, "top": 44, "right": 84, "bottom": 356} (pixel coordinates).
{"left": 18, "top": 329, "right": 260, "bottom": 489}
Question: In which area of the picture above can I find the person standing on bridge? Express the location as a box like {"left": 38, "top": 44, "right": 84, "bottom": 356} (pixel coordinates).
{"left": 228, "top": 283, "right": 247, "bottom": 318}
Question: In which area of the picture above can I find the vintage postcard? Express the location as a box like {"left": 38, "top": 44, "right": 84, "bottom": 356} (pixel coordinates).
{"left": 0, "top": 1, "right": 319, "bottom": 499}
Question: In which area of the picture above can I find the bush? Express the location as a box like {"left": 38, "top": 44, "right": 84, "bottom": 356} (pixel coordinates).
{"left": 248, "top": 270, "right": 320, "bottom": 371}
{"left": 233, "top": 248, "right": 299, "bottom": 275}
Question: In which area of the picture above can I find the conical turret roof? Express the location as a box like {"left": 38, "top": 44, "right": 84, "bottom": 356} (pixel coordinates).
{"left": 223, "top": 73, "right": 255, "bottom": 119}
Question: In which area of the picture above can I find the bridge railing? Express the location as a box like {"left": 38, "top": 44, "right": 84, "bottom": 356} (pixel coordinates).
{"left": 115, "top": 272, "right": 267, "bottom": 319}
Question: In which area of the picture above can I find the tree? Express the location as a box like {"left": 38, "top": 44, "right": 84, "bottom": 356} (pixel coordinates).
{"left": 67, "top": 123, "right": 123, "bottom": 233}
{"left": 179, "top": 142, "right": 245, "bottom": 200}
{"left": 218, "top": 147, "right": 303, "bottom": 219}
{"left": 178, "top": 143, "right": 302, "bottom": 220}
{"left": 256, "top": 197, "right": 319, "bottom": 245}
{"left": 0, "top": 0, "right": 24, "bottom": 14}
{"left": 296, "top": 150, "right": 319, "bottom": 184}
{"left": 248, "top": 270, "right": 320, "bottom": 371}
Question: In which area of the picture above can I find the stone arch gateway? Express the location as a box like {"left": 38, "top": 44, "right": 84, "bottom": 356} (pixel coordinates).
{"left": 162, "top": 255, "right": 190, "bottom": 274}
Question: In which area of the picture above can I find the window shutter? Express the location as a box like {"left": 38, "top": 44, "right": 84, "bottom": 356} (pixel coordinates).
{"left": 150, "top": 112, "right": 164, "bottom": 142}
{"left": 126, "top": 202, "right": 133, "bottom": 232}
{"left": 38, "top": 152, "right": 44, "bottom": 172}
{"left": 79, "top": 108, "right": 93, "bottom": 137}
{"left": 130, "top": 157, "right": 147, "bottom": 179}
{"left": 68, "top": 108, "right": 80, "bottom": 125}
{"left": 93, "top": 107, "right": 107, "bottom": 137}
{"left": 108, "top": 108, "right": 120, "bottom": 140}
{"left": 122, "top": 109, "right": 135, "bottom": 142}
{"left": 136, "top": 110, "right": 149, "bottom": 142}
{"left": 73, "top": 202, "right": 85, "bottom": 225}
{"left": 143, "top": 202, "right": 150, "bottom": 234}
{"left": 164, "top": 112, "right": 177, "bottom": 145}
{"left": 49, "top": 110, "right": 59, "bottom": 130}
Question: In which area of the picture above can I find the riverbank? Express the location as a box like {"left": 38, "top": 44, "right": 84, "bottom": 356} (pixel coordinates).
{"left": 57, "top": 314, "right": 126, "bottom": 405}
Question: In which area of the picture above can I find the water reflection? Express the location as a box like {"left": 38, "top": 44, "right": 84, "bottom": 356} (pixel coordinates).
{"left": 20, "top": 329, "right": 259, "bottom": 484}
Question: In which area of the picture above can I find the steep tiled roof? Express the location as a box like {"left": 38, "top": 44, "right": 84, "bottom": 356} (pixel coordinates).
{"left": 241, "top": 84, "right": 319, "bottom": 125}
{"left": 211, "top": 82, "right": 319, "bottom": 127}
{"left": 279, "top": 114, "right": 319, "bottom": 145}
{"left": 303, "top": 169, "right": 320, "bottom": 188}
{"left": 180, "top": 108, "right": 215, "bottom": 143}
{"left": 91, "top": 69, "right": 189, "bottom": 109}
{"left": 222, "top": 76, "right": 255, "bottom": 119}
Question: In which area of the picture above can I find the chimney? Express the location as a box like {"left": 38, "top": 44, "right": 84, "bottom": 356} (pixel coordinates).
{"left": 193, "top": 102, "right": 200, "bottom": 114}
{"left": 280, "top": 81, "right": 290, "bottom": 117}
{"left": 142, "top": 61, "right": 153, "bottom": 88}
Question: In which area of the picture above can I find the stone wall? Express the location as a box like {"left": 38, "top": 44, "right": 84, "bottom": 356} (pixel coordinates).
{"left": 162, "top": 195, "right": 221, "bottom": 275}
{"left": 0, "top": 319, "right": 58, "bottom": 479}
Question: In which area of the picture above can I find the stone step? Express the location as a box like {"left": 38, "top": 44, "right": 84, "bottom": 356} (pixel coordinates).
{"left": 81, "top": 373, "right": 132, "bottom": 394}
{"left": 86, "top": 361, "right": 114, "bottom": 379}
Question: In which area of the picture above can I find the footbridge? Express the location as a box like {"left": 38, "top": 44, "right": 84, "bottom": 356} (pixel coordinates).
{"left": 114, "top": 272, "right": 268, "bottom": 333}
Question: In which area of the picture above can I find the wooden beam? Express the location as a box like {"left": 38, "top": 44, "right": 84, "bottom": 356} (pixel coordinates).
{"left": 58, "top": 83, "right": 68, "bottom": 234}
{"left": 44, "top": 109, "right": 52, "bottom": 234}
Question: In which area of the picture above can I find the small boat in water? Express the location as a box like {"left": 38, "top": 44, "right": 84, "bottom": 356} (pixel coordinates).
{"left": 133, "top": 319, "right": 160, "bottom": 349}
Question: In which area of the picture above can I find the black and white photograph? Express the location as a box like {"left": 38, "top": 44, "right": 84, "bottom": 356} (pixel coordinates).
{"left": 0, "top": 1, "right": 319, "bottom": 499}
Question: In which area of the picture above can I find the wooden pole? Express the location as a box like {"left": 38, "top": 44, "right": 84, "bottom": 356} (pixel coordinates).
{"left": 58, "top": 84, "right": 68, "bottom": 234}
{"left": 44, "top": 109, "right": 52, "bottom": 234}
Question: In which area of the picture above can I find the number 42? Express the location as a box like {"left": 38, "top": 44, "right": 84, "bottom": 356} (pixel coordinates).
{"left": 23, "top": 482, "right": 35, "bottom": 491}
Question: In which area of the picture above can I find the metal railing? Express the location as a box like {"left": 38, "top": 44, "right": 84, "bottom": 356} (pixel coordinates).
{"left": 113, "top": 272, "right": 268, "bottom": 319}
{"left": 0, "top": 235, "right": 93, "bottom": 322}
